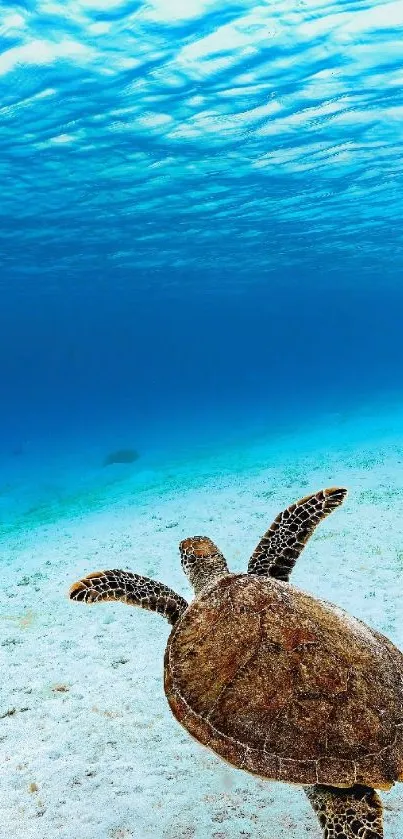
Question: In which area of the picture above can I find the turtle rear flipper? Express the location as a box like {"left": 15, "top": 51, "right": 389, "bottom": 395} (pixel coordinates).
{"left": 248, "top": 487, "right": 347, "bottom": 581}
{"left": 306, "top": 784, "right": 383, "bottom": 838}
{"left": 69, "top": 570, "right": 188, "bottom": 626}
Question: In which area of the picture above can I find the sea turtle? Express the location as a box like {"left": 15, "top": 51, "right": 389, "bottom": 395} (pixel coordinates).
{"left": 69, "top": 487, "right": 403, "bottom": 838}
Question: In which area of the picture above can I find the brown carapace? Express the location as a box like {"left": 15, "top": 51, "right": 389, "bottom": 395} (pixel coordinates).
{"left": 69, "top": 487, "right": 403, "bottom": 838}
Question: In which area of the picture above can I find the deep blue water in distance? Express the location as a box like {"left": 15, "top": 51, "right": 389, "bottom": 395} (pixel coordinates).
{"left": 1, "top": 0, "right": 403, "bottom": 517}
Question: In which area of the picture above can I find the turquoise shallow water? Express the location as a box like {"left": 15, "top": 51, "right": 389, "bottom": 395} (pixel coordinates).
{"left": 1, "top": 392, "right": 402, "bottom": 541}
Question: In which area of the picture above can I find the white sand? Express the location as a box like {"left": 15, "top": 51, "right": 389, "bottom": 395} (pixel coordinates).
{"left": 1, "top": 408, "right": 403, "bottom": 839}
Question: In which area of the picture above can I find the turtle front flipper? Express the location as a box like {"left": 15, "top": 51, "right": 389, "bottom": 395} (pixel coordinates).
{"left": 247, "top": 487, "right": 347, "bottom": 581}
{"left": 306, "top": 784, "right": 383, "bottom": 838}
{"left": 69, "top": 570, "right": 188, "bottom": 626}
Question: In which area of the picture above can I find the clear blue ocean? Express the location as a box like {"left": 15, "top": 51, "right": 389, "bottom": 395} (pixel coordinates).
{"left": 1, "top": 0, "right": 403, "bottom": 529}
{"left": 1, "top": 3, "right": 403, "bottom": 838}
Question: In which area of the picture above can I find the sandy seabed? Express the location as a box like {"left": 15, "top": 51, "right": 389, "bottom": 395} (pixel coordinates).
{"left": 1, "top": 408, "right": 403, "bottom": 839}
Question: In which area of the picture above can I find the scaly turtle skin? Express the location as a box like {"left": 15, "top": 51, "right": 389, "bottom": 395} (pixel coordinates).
{"left": 70, "top": 487, "right": 403, "bottom": 838}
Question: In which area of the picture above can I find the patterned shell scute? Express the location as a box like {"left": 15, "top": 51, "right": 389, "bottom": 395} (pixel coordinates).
{"left": 164, "top": 575, "right": 403, "bottom": 788}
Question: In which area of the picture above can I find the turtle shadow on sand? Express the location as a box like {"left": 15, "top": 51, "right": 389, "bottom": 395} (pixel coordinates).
{"left": 70, "top": 487, "right": 402, "bottom": 839}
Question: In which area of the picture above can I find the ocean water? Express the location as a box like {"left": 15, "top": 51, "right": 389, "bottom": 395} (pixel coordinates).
{"left": 1, "top": 2, "right": 403, "bottom": 838}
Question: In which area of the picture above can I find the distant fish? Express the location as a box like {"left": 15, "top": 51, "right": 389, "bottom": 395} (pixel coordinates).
{"left": 103, "top": 448, "right": 140, "bottom": 467}
{"left": 12, "top": 445, "right": 24, "bottom": 457}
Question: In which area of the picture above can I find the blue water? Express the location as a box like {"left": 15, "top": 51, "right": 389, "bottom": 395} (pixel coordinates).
{"left": 1, "top": 0, "right": 403, "bottom": 526}
{"left": 2, "top": 7, "right": 403, "bottom": 838}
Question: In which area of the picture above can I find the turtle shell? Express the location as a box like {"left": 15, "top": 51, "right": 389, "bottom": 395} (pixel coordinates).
{"left": 164, "top": 574, "right": 403, "bottom": 789}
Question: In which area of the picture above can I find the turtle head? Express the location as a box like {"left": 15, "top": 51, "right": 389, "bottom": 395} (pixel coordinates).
{"left": 179, "top": 536, "right": 229, "bottom": 595}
